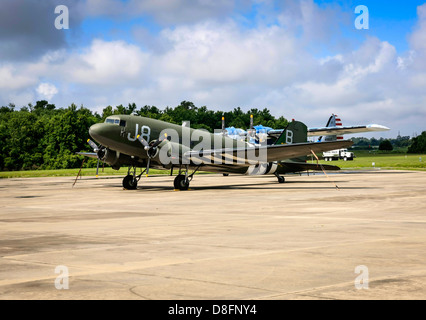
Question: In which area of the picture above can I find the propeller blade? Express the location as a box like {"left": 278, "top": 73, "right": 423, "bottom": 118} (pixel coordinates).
{"left": 96, "top": 159, "right": 100, "bottom": 177}
{"left": 151, "top": 133, "right": 168, "bottom": 148}
{"left": 87, "top": 139, "right": 99, "bottom": 152}
{"left": 146, "top": 158, "right": 151, "bottom": 177}
{"left": 150, "top": 133, "right": 167, "bottom": 148}
{"left": 222, "top": 116, "right": 228, "bottom": 136}
{"left": 247, "top": 114, "right": 256, "bottom": 140}
{"left": 136, "top": 135, "right": 150, "bottom": 150}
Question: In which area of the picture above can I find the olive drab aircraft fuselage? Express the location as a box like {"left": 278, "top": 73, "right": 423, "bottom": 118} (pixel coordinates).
{"left": 80, "top": 114, "right": 353, "bottom": 190}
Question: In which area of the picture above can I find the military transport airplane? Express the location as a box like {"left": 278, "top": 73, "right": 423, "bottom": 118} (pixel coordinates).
{"left": 78, "top": 115, "right": 353, "bottom": 190}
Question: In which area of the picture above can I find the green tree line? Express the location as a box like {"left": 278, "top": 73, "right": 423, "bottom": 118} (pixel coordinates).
{"left": 351, "top": 134, "right": 426, "bottom": 153}
{"left": 0, "top": 100, "right": 289, "bottom": 171}
{"left": 351, "top": 135, "right": 412, "bottom": 150}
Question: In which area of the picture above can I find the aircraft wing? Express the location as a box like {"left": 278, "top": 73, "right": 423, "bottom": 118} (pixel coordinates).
{"left": 307, "top": 124, "right": 390, "bottom": 137}
{"left": 76, "top": 152, "right": 98, "bottom": 159}
{"left": 262, "top": 140, "right": 353, "bottom": 162}
{"left": 185, "top": 140, "right": 353, "bottom": 165}
{"left": 268, "top": 124, "right": 390, "bottom": 138}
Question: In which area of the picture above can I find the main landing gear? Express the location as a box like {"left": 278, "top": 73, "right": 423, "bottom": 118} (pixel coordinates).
{"left": 122, "top": 166, "right": 144, "bottom": 190}
{"left": 123, "top": 165, "right": 201, "bottom": 191}
{"left": 172, "top": 165, "right": 201, "bottom": 191}
{"left": 173, "top": 174, "right": 190, "bottom": 190}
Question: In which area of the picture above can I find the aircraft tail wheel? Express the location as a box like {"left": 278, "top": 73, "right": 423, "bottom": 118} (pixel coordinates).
{"left": 174, "top": 174, "right": 189, "bottom": 190}
{"left": 277, "top": 176, "right": 285, "bottom": 184}
{"left": 123, "top": 175, "right": 137, "bottom": 190}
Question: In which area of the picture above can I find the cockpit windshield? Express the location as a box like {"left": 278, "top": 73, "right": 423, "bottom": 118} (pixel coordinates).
{"left": 105, "top": 117, "right": 126, "bottom": 127}
{"left": 105, "top": 118, "right": 120, "bottom": 125}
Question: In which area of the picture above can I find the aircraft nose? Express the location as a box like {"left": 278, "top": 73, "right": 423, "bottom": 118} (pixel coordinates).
{"left": 89, "top": 123, "right": 113, "bottom": 146}
{"left": 89, "top": 123, "right": 103, "bottom": 141}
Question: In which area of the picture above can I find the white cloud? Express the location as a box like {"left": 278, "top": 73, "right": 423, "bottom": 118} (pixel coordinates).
{"left": 158, "top": 20, "right": 304, "bottom": 86}
{"left": 36, "top": 83, "right": 58, "bottom": 100}
{"left": 0, "top": 65, "right": 38, "bottom": 90}
{"left": 65, "top": 39, "right": 149, "bottom": 86}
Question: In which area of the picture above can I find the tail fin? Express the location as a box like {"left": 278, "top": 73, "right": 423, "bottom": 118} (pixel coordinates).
{"left": 274, "top": 120, "right": 308, "bottom": 162}
{"left": 324, "top": 114, "right": 344, "bottom": 142}
{"left": 274, "top": 120, "right": 308, "bottom": 145}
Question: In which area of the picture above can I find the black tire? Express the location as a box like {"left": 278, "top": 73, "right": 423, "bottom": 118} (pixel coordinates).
{"left": 277, "top": 176, "right": 285, "bottom": 184}
{"left": 123, "top": 175, "right": 137, "bottom": 190}
{"left": 223, "top": 173, "right": 229, "bottom": 176}
{"left": 174, "top": 174, "right": 189, "bottom": 190}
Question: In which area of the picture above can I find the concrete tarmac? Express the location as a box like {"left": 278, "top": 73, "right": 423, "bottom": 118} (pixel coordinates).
{"left": 0, "top": 170, "right": 425, "bottom": 300}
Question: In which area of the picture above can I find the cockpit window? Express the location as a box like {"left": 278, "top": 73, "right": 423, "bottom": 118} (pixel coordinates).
{"left": 105, "top": 118, "right": 122, "bottom": 125}
{"left": 119, "top": 120, "right": 126, "bottom": 127}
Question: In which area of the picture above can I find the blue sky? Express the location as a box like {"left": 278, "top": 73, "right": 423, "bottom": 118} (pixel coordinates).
{"left": 1, "top": 0, "right": 426, "bottom": 137}
{"left": 78, "top": 0, "right": 424, "bottom": 52}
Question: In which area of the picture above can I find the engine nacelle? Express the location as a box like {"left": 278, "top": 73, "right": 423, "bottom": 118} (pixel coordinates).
{"left": 97, "top": 147, "right": 141, "bottom": 170}
{"left": 98, "top": 147, "right": 119, "bottom": 166}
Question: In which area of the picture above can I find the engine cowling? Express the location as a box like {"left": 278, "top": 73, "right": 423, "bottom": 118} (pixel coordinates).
{"left": 97, "top": 147, "right": 141, "bottom": 170}
{"left": 98, "top": 147, "right": 119, "bottom": 166}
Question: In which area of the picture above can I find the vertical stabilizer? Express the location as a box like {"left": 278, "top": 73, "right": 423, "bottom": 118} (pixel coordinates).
{"left": 275, "top": 120, "right": 308, "bottom": 162}
{"left": 324, "top": 114, "right": 344, "bottom": 142}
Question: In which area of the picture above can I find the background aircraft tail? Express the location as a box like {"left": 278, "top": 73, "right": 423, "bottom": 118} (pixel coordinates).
{"left": 322, "top": 114, "right": 344, "bottom": 142}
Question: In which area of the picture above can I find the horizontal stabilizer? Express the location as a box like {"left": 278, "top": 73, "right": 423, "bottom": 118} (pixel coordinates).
{"left": 307, "top": 124, "right": 390, "bottom": 137}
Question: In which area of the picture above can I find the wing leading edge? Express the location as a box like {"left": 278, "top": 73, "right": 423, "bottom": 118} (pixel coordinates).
{"left": 307, "top": 124, "right": 390, "bottom": 137}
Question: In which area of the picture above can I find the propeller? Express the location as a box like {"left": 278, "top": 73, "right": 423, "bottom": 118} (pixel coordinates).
{"left": 247, "top": 114, "right": 257, "bottom": 141}
{"left": 247, "top": 115, "right": 264, "bottom": 144}
{"left": 221, "top": 116, "right": 227, "bottom": 136}
{"left": 87, "top": 139, "right": 102, "bottom": 177}
{"left": 87, "top": 139, "right": 99, "bottom": 152}
{"left": 136, "top": 133, "right": 168, "bottom": 177}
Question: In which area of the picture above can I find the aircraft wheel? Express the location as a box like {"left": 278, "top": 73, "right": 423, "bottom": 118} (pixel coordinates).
{"left": 223, "top": 173, "right": 229, "bottom": 176}
{"left": 123, "top": 175, "right": 137, "bottom": 190}
{"left": 174, "top": 174, "right": 189, "bottom": 190}
{"left": 277, "top": 176, "right": 285, "bottom": 184}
